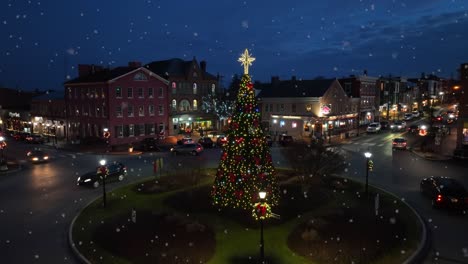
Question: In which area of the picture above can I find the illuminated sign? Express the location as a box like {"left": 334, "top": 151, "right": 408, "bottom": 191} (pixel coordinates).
{"left": 321, "top": 105, "right": 331, "bottom": 115}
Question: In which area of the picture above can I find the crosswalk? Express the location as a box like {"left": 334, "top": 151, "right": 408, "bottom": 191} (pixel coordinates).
{"left": 339, "top": 132, "right": 404, "bottom": 151}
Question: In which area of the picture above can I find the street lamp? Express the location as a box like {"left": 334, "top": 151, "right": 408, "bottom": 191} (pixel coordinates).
{"left": 259, "top": 191, "right": 267, "bottom": 263}
{"left": 103, "top": 128, "right": 110, "bottom": 153}
{"left": 364, "top": 151, "right": 372, "bottom": 197}
{"left": 0, "top": 136, "right": 6, "bottom": 160}
{"left": 99, "top": 159, "right": 108, "bottom": 208}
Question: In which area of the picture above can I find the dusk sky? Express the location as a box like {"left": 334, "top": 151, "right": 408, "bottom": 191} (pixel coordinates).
{"left": 1, "top": 0, "right": 468, "bottom": 91}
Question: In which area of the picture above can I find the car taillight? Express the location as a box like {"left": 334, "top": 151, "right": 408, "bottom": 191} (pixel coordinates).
{"left": 392, "top": 142, "right": 396, "bottom": 145}
{"left": 402, "top": 142, "right": 407, "bottom": 146}
{"left": 436, "top": 194, "right": 443, "bottom": 202}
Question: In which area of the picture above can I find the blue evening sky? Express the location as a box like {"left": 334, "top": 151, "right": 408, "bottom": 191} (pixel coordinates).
{"left": 0, "top": 0, "right": 467, "bottom": 90}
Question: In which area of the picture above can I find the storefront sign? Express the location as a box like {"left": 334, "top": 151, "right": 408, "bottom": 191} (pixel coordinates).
{"left": 8, "top": 112, "right": 20, "bottom": 118}
{"left": 321, "top": 105, "right": 331, "bottom": 115}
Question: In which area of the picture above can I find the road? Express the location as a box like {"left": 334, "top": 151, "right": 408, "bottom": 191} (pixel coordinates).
{"left": 1, "top": 124, "right": 467, "bottom": 264}
{"left": 340, "top": 124, "right": 468, "bottom": 264}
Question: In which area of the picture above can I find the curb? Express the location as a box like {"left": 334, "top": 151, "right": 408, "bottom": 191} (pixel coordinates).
{"left": 68, "top": 199, "right": 96, "bottom": 264}
{"left": 0, "top": 164, "right": 22, "bottom": 175}
{"left": 409, "top": 149, "right": 452, "bottom": 161}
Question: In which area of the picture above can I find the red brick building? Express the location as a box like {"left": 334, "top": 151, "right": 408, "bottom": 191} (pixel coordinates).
{"left": 64, "top": 62, "right": 169, "bottom": 147}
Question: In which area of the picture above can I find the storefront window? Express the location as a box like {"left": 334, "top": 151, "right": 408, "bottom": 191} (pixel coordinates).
{"left": 463, "top": 128, "right": 468, "bottom": 145}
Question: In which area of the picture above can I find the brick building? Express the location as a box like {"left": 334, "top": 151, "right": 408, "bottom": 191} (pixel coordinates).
{"left": 64, "top": 62, "right": 169, "bottom": 147}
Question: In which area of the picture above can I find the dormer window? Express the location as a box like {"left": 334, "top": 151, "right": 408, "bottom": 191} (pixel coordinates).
{"left": 134, "top": 72, "right": 147, "bottom": 81}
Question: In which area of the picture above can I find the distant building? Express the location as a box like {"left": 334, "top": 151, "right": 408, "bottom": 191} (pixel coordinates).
{"left": 0, "top": 87, "right": 36, "bottom": 134}
{"left": 338, "top": 72, "right": 379, "bottom": 125}
{"left": 30, "top": 90, "right": 66, "bottom": 140}
{"left": 455, "top": 63, "right": 468, "bottom": 156}
{"left": 144, "top": 58, "right": 221, "bottom": 135}
{"left": 257, "top": 76, "right": 357, "bottom": 140}
{"left": 64, "top": 62, "right": 169, "bottom": 147}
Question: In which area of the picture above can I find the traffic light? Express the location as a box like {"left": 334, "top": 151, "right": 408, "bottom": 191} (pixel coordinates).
{"left": 368, "top": 160, "right": 374, "bottom": 172}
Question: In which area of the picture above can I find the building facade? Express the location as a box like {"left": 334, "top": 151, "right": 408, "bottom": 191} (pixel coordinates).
{"left": 257, "top": 77, "right": 357, "bottom": 140}
{"left": 64, "top": 62, "right": 169, "bottom": 147}
{"left": 145, "top": 58, "right": 220, "bottom": 135}
{"left": 30, "top": 90, "right": 67, "bottom": 141}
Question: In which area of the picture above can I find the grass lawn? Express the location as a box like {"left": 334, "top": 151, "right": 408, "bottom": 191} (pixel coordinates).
{"left": 72, "top": 168, "right": 421, "bottom": 264}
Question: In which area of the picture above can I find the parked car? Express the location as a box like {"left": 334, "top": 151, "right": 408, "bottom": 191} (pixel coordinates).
{"left": 392, "top": 137, "right": 407, "bottom": 150}
{"left": 366, "top": 122, "right": 381, "bottom": 133}
{"left": 380, "top": 121, "right": 390, "bottom": 130}
{"left": 403, "top": 113, "right": 413, "bottom": 121}
{"left": 170, "top": 143, "right": 203, "bottom": 155}
{"left": 177, "top": 137, "right": 194, "bottom": 145}
{"left": 77, "top": 162, "right": 127, "bottom": 188}
{"left": 278, "top": 134, "right": 293, "bottom": 146}
{"left": 25, "top": 134, "right": 45, "bottom": 144}
{"left": 216, "top": 135, "right": 228, "bottom": 147}
{"left": 420, "top": 176, "right": 468, "bottom": 210}
{"left": 198, "top": 136, "right": 215, "bottom": 148}
{"left": 412, "top": 111, "right": 420, "bottom": 118}
{"left": 390, "top": 121, "right": 406, "bottom": 131}
{"left": 27, "top": 150, "right": 49, "bottom": 163}
{"left": 138, "top": 137, "right": 160, "bottom": 151}
{"left": 14, "top": 132, "right": 31, "bottom": 141}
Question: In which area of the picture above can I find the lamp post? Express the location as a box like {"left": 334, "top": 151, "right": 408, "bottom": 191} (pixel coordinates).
{"left": 364, "top": 151, "right": 372, "bottom": 197}
{"left": 259, "top": 191, "right": 266, "bottom": 263}
{"left": 0, "top": 136, "right": 7, "bottom": 171}
{"left": 103, "top": 128, "right": 110, "bottom": 153}
{"left": 99, "top": 159, "right": 108, "bottom": 208}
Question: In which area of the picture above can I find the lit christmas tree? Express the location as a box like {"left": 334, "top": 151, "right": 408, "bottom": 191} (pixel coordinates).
{"left": 211, "top": 49, "right": 280, "bottom": 210}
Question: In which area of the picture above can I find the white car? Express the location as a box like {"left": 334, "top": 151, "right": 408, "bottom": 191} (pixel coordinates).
{"left": 366, "top": 122, "right": 381, "bottom": 133}
{"left": 390, "top": 121, "right": 407, "bottom": 131}
{"left": 412, "top": 111, "right": 420, "bottom": 118}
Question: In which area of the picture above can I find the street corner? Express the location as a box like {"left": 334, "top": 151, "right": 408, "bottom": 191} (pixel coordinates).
{"left": 0, "top": 160, "right": 22, "bottom": 174}
{"left": 410, "top": 148, "right": 452, "bottom": 161}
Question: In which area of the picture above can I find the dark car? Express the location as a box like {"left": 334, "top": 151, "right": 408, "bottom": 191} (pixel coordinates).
{"left": 392, "top": 137, "right": 407, "bottom": 150}
{"left": 420, "top": 176, "right": 468, "bottom": 210}
{"left": 14, "top": 132, "right": 30, "bottom": 141}
{"left": 407, "top": 124, "right": 419, "bottom": 134}
{"left": 139, "top": 137, "right": 160, "bottom": 151}
{"left": 380, "top": 121, "right": 390, "bottom": 130}
{"left": 170, "top": 143, "right": 203, "bottom": 155}
{"left": 25, "top": 134, "right": 45, "bottom": 144}
{"left": 77, "top": 162, "right": 127, "bottom": 188}
{"left": 198, "top": 136, "right": 215, "bottom": 148}
{"left": 27, "top": 150, "right": 49, "bottom": 163}
{"left": 278, "top": 135, "right": 293, "bottom": 146}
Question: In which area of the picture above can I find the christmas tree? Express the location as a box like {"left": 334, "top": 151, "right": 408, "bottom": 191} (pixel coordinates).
{"left": 211, "top": 49, "right": 280, "bottom": 210}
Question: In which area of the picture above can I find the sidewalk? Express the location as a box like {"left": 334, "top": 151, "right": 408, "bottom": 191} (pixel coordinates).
{"left": 409, "top": 129, "right": 456, "bottom": 161}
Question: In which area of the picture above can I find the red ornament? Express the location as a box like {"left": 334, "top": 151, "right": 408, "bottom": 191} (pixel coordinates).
{"left": 229, "top": 173, "right": 236, "bottom": 182}
{"left": 247, "top": 83, "right": 254, "bottom": 89}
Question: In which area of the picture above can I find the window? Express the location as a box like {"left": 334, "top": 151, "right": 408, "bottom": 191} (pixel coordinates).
{"left": 115, "top": 125, "right": 123, "bottom": 138}
{"left": 148, "top": 87, "right": 154, "bottom": 98}
{"left": 193, "top": 72, "right": 198, "bottom": 78}
{"left": 280, "top": 120, "right": 285, "bottom": 127}
{"left": 211, "top": 84, "right": 216, "bottom": 94}
{"left": 193, "top": 83, "right": 197, "bottom": 94}
{"left": 158, "top": 87, "right": 164, "bottom": 98}
{"left": 264, "top": 104, "right": 268, "bottom": 112}
{"left": 127, "top": 87, "right": 133, "bottom": 98}
{"left": 138, "top": 87, "right": 143, "bottom": 98}
{"left": 96, "top": 106, "right": 101, "bottom": 117}
{"left": 172, "top": 99, "right": 177, "bottom": 110}
{"left": 95, "top": 87, "right": 101, "bottom": 99}
{"left": 159, "top": 123, "right": 164, "bottom": 133}
{"left": 67, "top": 87, "right": 72, "bottom": 99}
{"left": 89, "top": 87, "right": 95, "bottom": 98}
{"left": 193, "top": 99, "right": 198, "bottom": 110}
{"left": 116, "top": 106, "right": 123, "bottom": 117}
{"left": 146, "top": 123, "right": 155, "bottom": 135}
{"left": 128, "top": 105, "right": 134, "bottom": 117}
{"left": 172, "top": 82, "right": 177, "bottom": 94}
{"left": 292, "top": 104, "right": 296, "bottom": 113}
{"left": 149, "top": 105, "right": 155, "bottom": 116}
{"left": 133, "top": 72, "right": 147, "bottom": 80}
{"left": 139, "top": 106, "right": 144, "bottom": 116}
{"left": 116, "top": 87, "right": 122, "bottom": 98}
{"left": 158, "top": 105, "right": 164, "bottom": 115}
{"left": 280, "top": 104, "right": 284, "bottom": 112}
{"left": 179, "top": 99, "right": 190, "bottom": 111}
{"left": 129, "top": 124, "right": 135, "bottom": 137}
{"left": 102, "top": 105, "right": 106, "bottom": 117}
{"left": 138, "top": 124, "right": 145, "bottom": 136}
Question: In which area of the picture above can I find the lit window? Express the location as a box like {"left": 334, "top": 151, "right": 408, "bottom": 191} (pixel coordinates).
{"left": 138, "top": 106, "right": 144, "bottom": 116}
{"left": 193, "top": 83, "right": 197, "bottom": 94}
{"left": 133, "top": 72, "right": 147, "bottom": 80}
{"left": 292, "top": 122, "right": 297, "bottom": 128}
{"left": 211, "top": 84, "right": 216, "bottom": 93}
{"left": 172, "top": 82, "right": 177, "bottom": 94}
{"left": 193, "top": 99, "right": 198, "bottom": 110}
{"left": 179, "top": 99, "right": 190, "bottom": 111}
{"left": 280, "top": 121, "right": 285, "bottom": 127}
{"left": 172, "top": 99, "right": 177, "bottom": 110}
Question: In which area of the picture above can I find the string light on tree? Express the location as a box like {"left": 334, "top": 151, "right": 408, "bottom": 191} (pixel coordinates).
{"left": 211, "top": 49, "right": 280, "bottom": 210}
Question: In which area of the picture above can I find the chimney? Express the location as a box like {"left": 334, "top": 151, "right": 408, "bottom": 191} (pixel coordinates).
{"left": 200, "top": 61, "right": 206, "bottom": 72}
{"left": 271, "top": 76, "right": 280, "bottom": 87}
{"left": 78, "top": 64, "right": 92, "bottom": 77}
{"left": 128, "top": 61, "right": 142, "bottom": 68}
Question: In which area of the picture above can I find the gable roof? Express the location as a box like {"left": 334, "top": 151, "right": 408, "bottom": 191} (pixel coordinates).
{"left": 64, "top": 66, "right": 139, "bottom": 84}
{"left": 144, "top": 58, "right": 218, "bottom": 81}
{"left": 257, "top": 78, "right": 336, "bottom": 98}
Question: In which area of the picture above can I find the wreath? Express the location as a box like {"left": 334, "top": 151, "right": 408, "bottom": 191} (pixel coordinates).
{"left": 252, "top": 202, "right": 272, "bottom": 221}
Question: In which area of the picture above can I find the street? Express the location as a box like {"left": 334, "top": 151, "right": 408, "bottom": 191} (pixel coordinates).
{"left": 0, "top": 126, "right": 467, "bottom": 264}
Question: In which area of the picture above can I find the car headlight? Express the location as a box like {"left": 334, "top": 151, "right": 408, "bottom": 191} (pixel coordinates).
{"left": 398, "top": 125, "right": 402, "bottom": 128}
{"left": 170, "top": 148, "right": 174, "bottom": 151}
{"left": 44, "top": 156, "right": 49, "bottom": 160}
{"left": 84, "top": 179, "right": 91, "bottom": 182}
{"left": 32, "top": 157, "right": 39, "bottom": 161}
{"left": 77, "top": 177, "right": 81, "bottom": 181}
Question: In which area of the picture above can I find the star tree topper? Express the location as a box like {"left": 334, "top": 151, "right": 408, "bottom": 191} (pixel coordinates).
{"left": 238, "top": 48, "right": 255, "bottom": 75}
